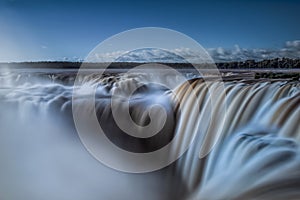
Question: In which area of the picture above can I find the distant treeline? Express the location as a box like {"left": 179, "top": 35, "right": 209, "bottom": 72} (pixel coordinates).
{"left": 1, "top": 58, "right": 299, "bottom": 69}
{"left": 216, "top": 58, "right": 300, "bottom": 69}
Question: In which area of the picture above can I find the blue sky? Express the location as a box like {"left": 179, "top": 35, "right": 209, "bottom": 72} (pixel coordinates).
{"left": 0, "top": 0, "right": 299, "bottom": 61}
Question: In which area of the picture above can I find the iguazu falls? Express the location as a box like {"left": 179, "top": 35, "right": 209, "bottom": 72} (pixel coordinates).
{"left": 0, "top": 0, "right": 300, "bottom": 199}
{"left": 1, "top": 59, "right": 299, "bottom": 199}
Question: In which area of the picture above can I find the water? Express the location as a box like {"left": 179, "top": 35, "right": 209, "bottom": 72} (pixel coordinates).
{"left": 0, "top": 68, "right": 299, "bottom": 199}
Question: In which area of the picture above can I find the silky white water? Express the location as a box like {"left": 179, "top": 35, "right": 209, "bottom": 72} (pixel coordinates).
{"left": 0, "top": 69, "right": 299, "bottom": 199}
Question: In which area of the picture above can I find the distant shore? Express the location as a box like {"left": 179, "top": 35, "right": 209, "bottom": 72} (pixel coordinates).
{"left": 0, "top": 58, "right": 299, "bottom": 69}
{"left": 0, "top": 58, "right": 299, "bottom": 80}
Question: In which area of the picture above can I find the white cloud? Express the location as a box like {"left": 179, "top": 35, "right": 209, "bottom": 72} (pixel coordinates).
{"left": 83, "top": 40, "right": 300, "bottom": 63}
{"left": 88, "top": 48, "right": 212, "bottom": 63}
{"left": 285, "top": 40, "right": 300, "bottom": 49}
{"left": 208, "top": 40, "right": 300, "bottom": 62}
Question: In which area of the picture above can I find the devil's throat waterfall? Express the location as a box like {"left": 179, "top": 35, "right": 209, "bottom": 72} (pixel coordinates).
{"left": 0, "top": 68, "right": 299, "bottom": 200}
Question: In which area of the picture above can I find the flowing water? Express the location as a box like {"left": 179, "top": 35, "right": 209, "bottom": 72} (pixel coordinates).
{"left": 0, "top": 68, "right": 299, "bottom": 200}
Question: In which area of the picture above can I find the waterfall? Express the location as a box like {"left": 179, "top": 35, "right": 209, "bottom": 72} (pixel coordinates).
{"left": 173, "top": 79, "right": 300, "bottom": 199}
{"left": 0, "top": 70, "right": 299, "bottom": 199}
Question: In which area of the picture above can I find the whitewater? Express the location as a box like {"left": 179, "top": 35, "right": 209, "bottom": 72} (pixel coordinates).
{"left": 0, "top": 68, "right": 299, "bottom": 200}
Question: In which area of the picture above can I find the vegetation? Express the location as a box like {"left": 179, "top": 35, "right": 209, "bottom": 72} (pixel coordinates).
{"left": 0, "top": 58, "right": 299, "bottom": 69}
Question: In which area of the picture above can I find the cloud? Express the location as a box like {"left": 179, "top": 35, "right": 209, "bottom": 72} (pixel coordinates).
{"left": 89, "top": 49, "right": 185, "bottom": 63}
{"left": 85, "top": 40, "right": 300, "bottom": 63}
{"left": 208, "top": 40, "right": 300, "bottom": 62}
{"left": 91, "top": 51, "right": 125, "bottom": 62}
{"left": 88, "top": 48, "right": 213, "bottom": 63}
{"left": 285, "top": 40, "right": 300, "bottom": 49}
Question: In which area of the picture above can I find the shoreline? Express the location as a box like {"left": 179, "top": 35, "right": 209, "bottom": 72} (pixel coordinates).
{"left": 0, "top": 58, "right": 299, "bottom": 70}
{"left": 0, "top": 60, "right": 299, "bottom": 80}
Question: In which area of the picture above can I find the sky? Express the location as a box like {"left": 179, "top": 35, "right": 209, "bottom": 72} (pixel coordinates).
{"left": 0, "top": 0, "right": 299, "bottom": 61}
